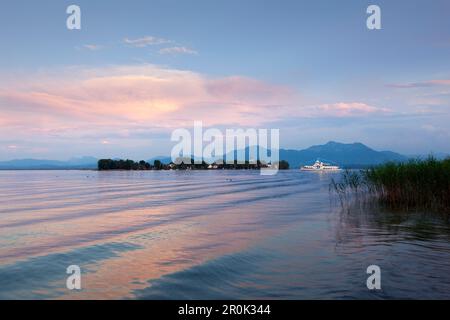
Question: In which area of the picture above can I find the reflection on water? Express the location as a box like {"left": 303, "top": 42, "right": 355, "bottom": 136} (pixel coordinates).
{"left": 0, "top": 170, "right": 449, "bottom": 299}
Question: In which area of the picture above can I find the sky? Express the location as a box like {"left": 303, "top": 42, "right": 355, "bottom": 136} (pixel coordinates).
{"left": 1, "top": 0, "right": 450, "bottom": 160}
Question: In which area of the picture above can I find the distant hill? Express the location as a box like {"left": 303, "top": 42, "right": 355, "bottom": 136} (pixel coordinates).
{"left": 147, "top": 156, "right": 173, "bottom": 165}
{"left": 0, "top": 142, "right": 412, "bottom": 170}
{"left": 150, "top": 142, "right": 408, "bottom": 169}
{"left": 0, "top": 157, "right": 97, "bottom": 170}
{"left": 408, "top": 152, "right": 450, "bottom": 160}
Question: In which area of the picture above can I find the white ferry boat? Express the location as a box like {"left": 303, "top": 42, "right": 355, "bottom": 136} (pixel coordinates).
{"left": 300, "top": 160, "right": 341, "bottom": 171}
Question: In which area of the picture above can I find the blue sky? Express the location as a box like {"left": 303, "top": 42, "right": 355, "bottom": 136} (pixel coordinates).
{"left": 0, "top": 0, "right": 449, "bottom": 160}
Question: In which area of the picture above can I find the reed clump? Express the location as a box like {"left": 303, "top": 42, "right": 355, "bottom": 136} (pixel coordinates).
{"left": 330, "top": 157, "right": 450, "bottom": 212}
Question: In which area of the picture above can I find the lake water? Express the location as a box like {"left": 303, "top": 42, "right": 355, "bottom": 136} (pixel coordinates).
{"left": 0, "top": 170, "right": 449, "bottom": 299}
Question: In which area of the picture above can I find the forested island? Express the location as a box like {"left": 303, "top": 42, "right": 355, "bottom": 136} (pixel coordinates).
{"left": 98, "top": 159, "right": 290, "bottom": 171}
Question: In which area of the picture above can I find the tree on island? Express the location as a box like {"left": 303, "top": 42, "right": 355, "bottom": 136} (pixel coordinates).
{"left": 98, "top": 158, "right": 290, "bottom": 171}
{"left": 278, "top": 160, "right": 290, "bottom": 170}
{"left": 98, "top": 159, "right": 152, "bottom": 170}
{"left": 153, "top": 160, "right": 163, "bottom": 170}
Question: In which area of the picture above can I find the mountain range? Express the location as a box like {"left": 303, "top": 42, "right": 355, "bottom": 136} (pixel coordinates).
{"left": 279, "top": 141, "right": 408, "bottom": 168}
{"left": 0, "top": 157, "right": 98, "bottom": 170}
{"left": 0, "top": 142, "right": 444, "bottom": 170}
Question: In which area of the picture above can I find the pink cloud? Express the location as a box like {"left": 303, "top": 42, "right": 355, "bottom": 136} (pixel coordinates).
{"left": 124, "top": 36, "right": 171, "bottom": 47}
{"left": 159, "top": 46, "right": 198, "bottom": 55}
{"left": 0, "top": 65, "right": 391, "bottom": 151}
{"left": 388, "top": 79, "right": 450, "bottom": 88}
{"left": 0, "top": 65, "right": 299, "bottom": 130}
{"left": 314, "top": 102, "right": 391, "bottom": 117}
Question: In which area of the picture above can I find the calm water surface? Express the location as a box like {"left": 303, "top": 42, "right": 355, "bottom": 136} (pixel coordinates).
{"left": 0, "top": 170, "right": 449, "bottom": 299}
